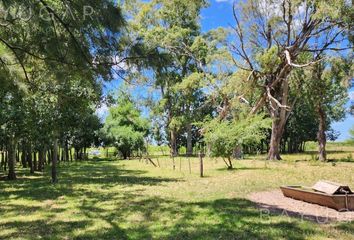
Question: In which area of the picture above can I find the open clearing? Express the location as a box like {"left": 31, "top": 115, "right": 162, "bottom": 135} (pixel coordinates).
{"left": 1, "top": 148, "right": 354, "bottom": 239}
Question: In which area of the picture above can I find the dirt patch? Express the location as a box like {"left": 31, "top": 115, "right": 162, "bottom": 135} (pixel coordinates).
{"left": 248, "top": 190, "right": 354, "bottom": 223}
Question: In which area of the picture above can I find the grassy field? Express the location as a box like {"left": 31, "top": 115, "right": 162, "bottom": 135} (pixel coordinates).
{"left": 0, "top": 144, "right": 354, "bottom": 239}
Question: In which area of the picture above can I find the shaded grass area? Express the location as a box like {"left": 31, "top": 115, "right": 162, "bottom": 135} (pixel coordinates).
{"left": 0, "top": 156, "right": 354, "bottom": 239}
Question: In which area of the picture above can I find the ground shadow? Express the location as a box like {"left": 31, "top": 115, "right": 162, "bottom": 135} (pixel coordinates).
{"left": 0, "top": 160, "right": 350, "bottom": 239}
{"left": 0, "top": 161, "right": 180, "bottom": 202}
{"left": 216, "top": 167, "right": 271, "bottom": 172}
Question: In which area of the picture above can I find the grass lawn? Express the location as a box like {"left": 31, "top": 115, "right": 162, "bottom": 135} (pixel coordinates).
{"left": 0, "top": 146, "right": 354, "bottom": 239}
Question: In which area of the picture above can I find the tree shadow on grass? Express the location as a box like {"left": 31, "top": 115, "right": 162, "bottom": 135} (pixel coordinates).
{"left": 0, "top": 161, "right": 180, "bottom": 202}
{"left": 0, "top": 195, "right": 324, "bottom": 240}
{"left": 72, "top": 196, "right": 321, "bottom": 240}
{"left": 165, "top": 198, "right": 319, "bottom": 240}
{"left": 216, "top": 167, "right": 272, "bottom": 172}
{"left": 0, "top": 160, "right": 347, "bottom": 240}
{"left": 0, "top": 219, "right": 92, "bottom": 240}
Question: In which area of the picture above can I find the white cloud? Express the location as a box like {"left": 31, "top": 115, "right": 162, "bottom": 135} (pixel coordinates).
{"left": 95, "top": 103, "right": 109, "bottom": 120}
{"left": 350, "top": 91, "right": 354, "bottom": 100}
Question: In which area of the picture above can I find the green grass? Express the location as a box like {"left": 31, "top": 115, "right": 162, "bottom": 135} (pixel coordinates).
{"left": 1, "top": 147, "right": 354, "bottom": 239}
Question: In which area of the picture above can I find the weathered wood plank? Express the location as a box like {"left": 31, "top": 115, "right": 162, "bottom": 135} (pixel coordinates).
{"left": 312, "top": 180, "right": 353, "bottom": 195}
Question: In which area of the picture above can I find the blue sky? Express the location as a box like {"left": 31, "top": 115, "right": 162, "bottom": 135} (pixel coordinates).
{"left": 98, "top": 0, "right": 354, "bottom": 141}
{"left": 332, "top": 87, "right": 354, "bottom": 141}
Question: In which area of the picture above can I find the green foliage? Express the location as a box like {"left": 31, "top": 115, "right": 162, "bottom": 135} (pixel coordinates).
{"left": 102, "top": 91, "right": 149, "bottom": 159}
{"left": 124, "top": 0, "right": 222, "bottom": 154}
{"left": 203, "top": 115, "right": 271, "bottom": 158}
{"left": 0, "top": 0, "right": 127, "bottom": 180}
{"left": 256, "top": 46, "right": 281, "bottom": 74}
{"left": 283, "top": 100, "right": 318, "bottom": 153}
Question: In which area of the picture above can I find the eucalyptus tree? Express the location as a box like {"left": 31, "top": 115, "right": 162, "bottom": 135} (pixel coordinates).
{"left": 124, "top": 0, "right": 228, "bottom": 156}
{"left": 303, "top": 57, "right": 350, "bottom": 161}
{"left": 230, "top": 0, "right": 353, "bottom": 160}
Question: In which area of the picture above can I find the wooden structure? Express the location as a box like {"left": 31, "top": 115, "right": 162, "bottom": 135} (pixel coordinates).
{"left": 280, "top": 181, "right": 354, "bottom": 211}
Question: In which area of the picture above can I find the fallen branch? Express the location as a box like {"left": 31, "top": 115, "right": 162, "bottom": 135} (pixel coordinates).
{"left": 145, "top": 157, "right": 158, "bottom": 167}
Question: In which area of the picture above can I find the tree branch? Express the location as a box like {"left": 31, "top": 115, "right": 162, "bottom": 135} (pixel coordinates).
{"left": 285, "top": 49, "right": 323, "bottom": 68}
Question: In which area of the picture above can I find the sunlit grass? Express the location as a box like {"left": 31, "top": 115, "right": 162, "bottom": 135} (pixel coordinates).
{"left": 0, "top": 144, "right": 353, "bottom": 239}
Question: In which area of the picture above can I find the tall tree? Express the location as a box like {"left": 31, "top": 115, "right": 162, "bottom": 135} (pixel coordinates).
{"left": 125, "top": 0, "right": 228, "bottom": 156}
{"left": 304, "top": 57, "right": 350, "bottom": 161}
{"left": 231, "top": 0, "right": 353, "bottom": 160}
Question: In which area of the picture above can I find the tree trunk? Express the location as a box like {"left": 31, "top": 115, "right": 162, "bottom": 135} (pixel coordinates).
{"left": 21, "top": 147, "right": 26, "bottom": 168}
{"left": 199, "top": 152, "right": 204, "bottom": 177}
{"left": 170, "top": 130, "right": 177, "bottom": 157}
{"left": 38, "top": 149, "right": 44, "bottom": 171}
{"left": 80, "top": 148, "right": 83, "bottom": 160}
{"left": 33, "top": 152, "right": 37, "bottom": 171}
{"left": 16, "top": 148, "right": 19, "bottom": 163}
{"left": 28, "top": 145, "right": 34, "bottom": 174}
{"left": 65, "top": 141, "right": 69, "bottom": 162}
{"left": 317, "top": 105, "right": 327, "bottom": 161}
{"left": 227, "top": 156, "right": 233, "bottom": 170}
{"left": 47, "top": 150, "right": 51, "bottom": 165}
{"left": 4, "top": 150, "right": 8, "bottom": 171}
{"left": 186, "top": 124, "right": 193, "bottom": 156}
{"left": 83, "top": 147, "right": 87, "bottom": 160}
{"left": 75, "top": 148, "right": 79, "bottom": 160}
{"left": 7, "top": 136, "right": 16, "bottom": 180}
{"left": 52, "top": 139, "right": 58, "bottom": 183}
{"left": 1, "top": 151, "right": 4, "bottom": 171}
{"left": 267, "top": 70, "right": 291, "bottom": 160}
{"left": 268, "top": 117, "right": 282, "bottom": 160}
{"left": 122, "top": 151, "right": 128, "bottom": 160}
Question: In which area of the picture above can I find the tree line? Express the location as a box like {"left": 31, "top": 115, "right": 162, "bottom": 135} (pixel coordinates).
{"left": 0, "top": 0, "right": 353, "bottom": 181}
{"left": 118, "top": 0, "right": 353, "bottom": 164}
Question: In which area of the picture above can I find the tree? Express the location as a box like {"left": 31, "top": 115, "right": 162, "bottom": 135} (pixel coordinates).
{"left": 304, "top": 57, "right": 350, "bottom": 161}
{"left": 0, "top": 0, "right": 127, "bottom": 182}
{"left": 124, "top": 0, "right": 215, "bottom": 156}
{"left": 282, "top": 100, "right": 318, "bottom": 153}
{"left": 102, "top": 91, "right": 149, "bottom": 159}
{"left": 203, "top": 114, "right": 271, "bottom": 169}
{"left": 0, "top": 0, "right": 125, "bottom": 80}
{"left": 231, "top": 0, "right": 353, "bottom": 160}
{"left": 0, "top": 46, "right": 27, "bottom": 179}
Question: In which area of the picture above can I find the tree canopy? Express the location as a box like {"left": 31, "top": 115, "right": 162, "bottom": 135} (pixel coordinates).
{"left": 102, "top": 90, "right": 149, "bottom": 159}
